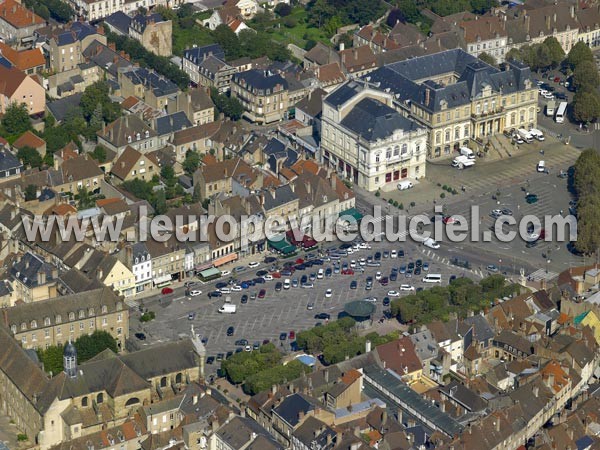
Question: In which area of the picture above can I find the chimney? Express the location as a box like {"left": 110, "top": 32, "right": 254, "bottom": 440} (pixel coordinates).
{"left": 365, "top": 339, "right": 371, "bottom": 353}
{"left": 271, "top": 384, "right": 277, "bottom": 395}
{"left": 495, "top": 419, "right": 500, "bottom": 432}
{"left": 324, "top": 369, "right": 329, "bottom": 383}
{"left": 424, "top": 88, "right": 430, "bottom": 106}
{"left": 570, "top": 5, "right": 575, "bottom": 18}
{"left": 553, "top": 12, "right": 557, "bottom": 24}
{"left": 339, "top": 42, "right": 345, "bottom": 51}
{"left": 192, "top": 394, "right": 198, "bottom": 405}
{"left": 98, "top": 269, "right": 103, "bottom": 280}
{"left": 532, "top": 385, "right": 539, "bottom": 397}
{"left": 298, "top": 410, "right": 305, "bottom": 422}
{"left": 545, "top": 15, "right": 550, "bottom": 30}
{"left": 330, "top": 175, "right": 336, "bottom": 190}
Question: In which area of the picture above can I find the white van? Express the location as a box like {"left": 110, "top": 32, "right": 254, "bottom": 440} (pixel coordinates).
{"left": 422, "top": 274, "right": 442, "bottom": 283}
{"left": 459, "top": 147, "right": 475, "bottom": 159}
{"left": 397, "top": 180, "right": 413, "bottom": 191}
{"left": 537, "top": 160, "right": 546, "bottom": 173}
{"left": 517, "top": 129, "right": 533, "bottom": 143}
{"left": 529, "top": 128, "right": 545, "bottom": 141}
{"left": 423, "top": 238, "right": 440, "bottom": 249}
{"left": 218, "top": 304, "right": 237, "bottom": 313}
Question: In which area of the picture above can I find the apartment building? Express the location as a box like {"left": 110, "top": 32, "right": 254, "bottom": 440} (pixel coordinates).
{"left": 43, "top": 22, "right": 105, "bottom": 73}
{"left": 0, "top": 0, "right": 44, "bottom": 44}
{"left": 97, "top": 114, "right": 158, "bottom": 155}
{"left": 367, "top": 48, "right": 538, "bottom": 159}
{"left": 105, "top": 12, "right": 172, "bottom": 57}
{"left": 320, "top": 80, "right": 427, "bottom": 191}
{"left": 0, "top": 65, "right": 46, "bottom": 116}
{"left": 459, "top": 14, "right": 508, "bottom": 62}
{"left": 231, "top": 69, "right": 289, "bottom": 124}
{"left": 2, "top": 286, "right": 128, "bottom": 351}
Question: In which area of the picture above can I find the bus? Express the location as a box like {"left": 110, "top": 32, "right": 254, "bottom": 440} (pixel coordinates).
{"left": 555, "top": 101, "right": 568, "bottom": 123}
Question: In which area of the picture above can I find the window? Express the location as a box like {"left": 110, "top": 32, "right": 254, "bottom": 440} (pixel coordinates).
{"left": 464, "top": 125, "right": 469, "bottom": 137}
{"left": 117, "top": 314, "right": 122, "bottom": 322}
{"left": 102, "top": 318, "right": 108, "bottom": 326}
{"left": 79, "top": 322, "right": 84, "bottom": 330}
{"left": 393, "top": 146, "right": 399, "bottom": 156}
{"left": 435, "top": 132, "right": 441, "bottom": 144}
{"left": 78, "top": 310, "right": 84, "bottom": 319}
{"left": 476, "top": 104, "right": 481, "bottom": 115}
{"left": 454, "top": 128, "right": 460, "bottom": 140}
{"left": 101, "top": 305, "right": 108, "bottom": 314}
{"left": 69, "top": 312, "right": 75, "bottom": 321}
{"left": 88, "top": 308, "right": 94, "bottom": 316}
{"left": 10, "top": 325, "right": 16, "bottom": 334}
{"left": 31, "top": 320, "right": 37, "bottom": 329}
{"left": 89, "top": 320, "right": 94, "bottom": 329}
{"left": 57, "top": 327, "right": 61, "bottom": 335}
{"left": 445, "top": 130, "right": 450, "bottom": 142}
{"left": 386, "top": 149, "right": 391, "bottom": 159}
{"left": 44, "top": 317, "right": 51, "bottom": 326}
{"left": 45, "top": 329, "right": 50, "bottom": 339}
{"left": 117, "top": 327, "right": 122, "bottom": 335}
{"left": 401, "top": 144, "right": 407, "bottom": 154}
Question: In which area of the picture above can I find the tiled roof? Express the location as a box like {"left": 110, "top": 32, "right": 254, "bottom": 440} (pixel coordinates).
{"left": 172, "top": 121, "right": 220, "bottom": 146}
{"left": 0, "top": 0, "right": 44, "bottom": 28}
{"left": 0, "top": 65, "right": 32, "bottom": 97}
{"left": 315, "top": 62, "right": 345, "bottom": 85}
{"left": 13, "top": 130, "right": 45, "bottom": 149}
{"left": 339, "top": 45, "right": 377, "bottom": 73}
{"left": 61, "top": 154, "right": 103, "bottom": 182}
{"left": 97, "top": 114, "right": 156, "bottom": 148}
{"left": 375, "top": 336, "right": 422, "bottom": 375}
{"left": 459, "top": 15, "right": 507, "bottom": 42}
{"left": 0, "top": 43, "right": 44, "bottom": 71}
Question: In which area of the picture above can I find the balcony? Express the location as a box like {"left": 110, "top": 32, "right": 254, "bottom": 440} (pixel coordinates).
{"left": 471, "top": 107, "right": 504, "bottom": 119}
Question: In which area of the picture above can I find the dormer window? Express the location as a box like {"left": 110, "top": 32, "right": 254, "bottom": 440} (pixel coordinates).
{"left": 11, "top": 325, "right": 16, "bottom": 334}
{"left": 31, "top": 320, "right": 37, "bottom": 329}
{"left": 135, "top": 257, "right": 139, "bottom": 264}
{"left": 88, "top": 308, "right": 95, "bottom": 316}
{"left": 56, "top": 315, "right": 62, "bottom": 324}
{"left": 136, "top": 133, "right": 141, "bottom": 141}
{"left": 44, "top": 317, "right": 51, "bottom": 326}
{"left": 101, "top": 305, "right": 108, "bottom": 314}
{"left": 78, "top": 310, "right": 85, "bottom": 319}
{"left": 21, "top": 322, "right": 26, "bottom": 331}
{"left": 127, "top": 135, "right": 132, "bottom": 143}
{"left": 144, "top": 130, "right": 150, "bottom": 138}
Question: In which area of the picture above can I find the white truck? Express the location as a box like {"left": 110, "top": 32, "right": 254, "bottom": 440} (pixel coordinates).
{"left": 218, "top": 304, "right": 237, "bottom": 314}
{"left": 423, "top": 238, "right": 441, "bottom": 249}
{"left": 517, "top": 128, "right": 533, "bottom": 143}
{"left": 529, "top": 128, "right": 545, "bottom": 141}
{"left": 546, "top": 100, "right": 556, "bottom": 117}
{"left": 459, "top": 146, "right": 475, "bottom": 159}
{"left": 451, "top": 155, "right": 475, "bottom": 169}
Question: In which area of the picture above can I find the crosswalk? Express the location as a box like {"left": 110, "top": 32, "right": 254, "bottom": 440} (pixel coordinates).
{"left": 419, "top": 248, "right": 485, "bottom": 279}
{"left": 528, "top": 268, "right": 559, "bottom": 282}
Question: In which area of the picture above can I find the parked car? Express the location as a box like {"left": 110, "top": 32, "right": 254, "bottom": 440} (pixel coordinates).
{"left": 161, "top": 287, "right": 173, "bottom": 295}
{"left": 387, "top": 290, "right": 400, "bottom": 297}
{"left": 226, "top": 326, "right": 235, "bottom": 336}
{"left": 400, "top": 284, "right": 415, "bottom": 291}
{"left": 325, "top": 289, "right": 333, "bottom": 298}
{"left": 258, "top": 289, "right": 266, "bottom": 298}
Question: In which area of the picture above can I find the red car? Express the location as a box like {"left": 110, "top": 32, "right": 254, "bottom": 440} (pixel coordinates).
{"left": 553, "top": 76, "right": 561, "bottom": 83}
{"left": 289, "top": 330, "right": 295, "bottom": 340}
{"left": 341, "top": 269, "right": 354, "bottom": 275}
{"left": 442, "top": 215, "right": 457, "bottom": 224}
{"left": 295, "top": 258, "right": 304, "bottom": 264}
{"left": 271, "top": 272, "right": 282, "bottom": 278}
{"left": 258, "top": 289, "right": 266, "bottom": 298}
{"left": 161, "top": 287, "right": 173, "bottom": 295}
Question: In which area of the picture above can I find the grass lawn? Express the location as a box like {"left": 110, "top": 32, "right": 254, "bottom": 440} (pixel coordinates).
{"left": 257, "top": 7, "right": 331, "bottom": 50}
{"left": 172, "top": 22, "right": 215, "bottom": 56}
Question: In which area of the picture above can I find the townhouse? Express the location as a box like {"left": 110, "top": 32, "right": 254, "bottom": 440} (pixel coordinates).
{"left": 105, "top": 12, "right": 172, "bottom": 57}
{"left": 118, "top": 66, "right": 180, "bottom": 111}
{"left": 0, "top": 42, "right": 45, "bottom": 74}
{"left": 0, "top": 65, "right": 46, "bottom": 116}
{"left": 231, "top": 69, "right": 289, "bottom": 124}
{"left": 110, "top": 146, "right": 160, "bottom": 182}
{"left": 97, "top": 115, "right": 159, "bottom": 156}
{"left": 41, "top": 22, "right": 105, "bottom": 73}
{"left": 0, "top": 0, "right": 45, "bottom": 44}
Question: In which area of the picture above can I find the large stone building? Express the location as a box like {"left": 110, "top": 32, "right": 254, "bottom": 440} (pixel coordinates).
{"left": 231, "top": 69, "right": 289, "bottom": 124}
{"left": 367, "top": 48, "right": 537, "bottom": 159}
{"left": 0, "top": 323, "right": 205, "bottom": 450}
{"left": 320, "top": 80, "right": 427, "bottom": 191}
{"left": 0, "top": 0, "right": 45, "bottom": 44}
{"left": 42, "top": 22, "right": 105, "bottom": 73}
{"left": 105, "top": 12, "right": 172, "bottom": 57}
{"left": 2, "top": 287, "right": 128, "bottom": 351}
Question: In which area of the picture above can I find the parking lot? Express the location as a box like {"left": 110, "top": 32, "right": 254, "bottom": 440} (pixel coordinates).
{"left": 131, "top": 241, "right": 481, "bottom": 372}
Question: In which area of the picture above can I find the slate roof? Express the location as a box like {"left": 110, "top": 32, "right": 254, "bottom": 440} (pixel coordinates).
{"left": 98, "top": 115, "right": 156, "bottom": 148}
{"left": 340, "top": 97, "right": 417, "bottom": 141}
{"left": 366, "top": 48, "right": 533, "bottom": 113}
{"left": 119, "top": 339, "right": 200, "bottom": 379}
{"left": 51, "top": 22, "right": 99, "bottom": 46}
{"left": 292, "top": 416, "right": 335, "bottom": 449}
{"left": 216, "top": 416, "right": 280, "bottom": 450}
{"left": 61, "top": 154, "right": 103, "bottom": 182}
{"left": 10, "top": 251, "right": 56, "bottom": 288}
{"left": 183, "top": 44, "right": 225, "bottom": 64}
{"left": 155, "top": 111, "right": 192, "bottom": 136}
{"left": 439, "top": 381, "right": 488, "bottom": 412}
{"left": 262, "top": 184, "right": 296, "bottom": 211}
{"left": 295, "top": 88, "right": 327, "bottom": 118}
{"left": 104, "top": 11, "right": 131, "bottom": 34}
{"left": 122, "top": 67, "right": 179, "bottom": 98}
{"left": 409, "top": 329, "right": 439, "bottom": 362}
{"left": 58, "top": 268, "right": 104, "bottom": 294}
{"left": 493, "top": 330, "right": 534, "bottom": 355}
{"left": 130, "top": 13, "right": 164, "bottom": 33}
{"left": 232, "top": 69, "right": 288, "bottom": 94}
{"left": 83, "top": 40, "right": 132, "bottom": 77}
{"left": 304, "top": 42, "right": 339, "bottom": 66}
{"left": 0, "top": 149, "right": 22, "bottom": 172}
{"left": 462, "top": 314, "right": 495, "bottom": 343}
{"left": 272, "top": 393, "right": 318, "bottom": 427}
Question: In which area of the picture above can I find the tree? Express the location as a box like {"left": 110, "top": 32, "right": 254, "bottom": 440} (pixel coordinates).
{"left": 573, "top": 149, "right": 600, "bottom": 254}
{"left": 75, "top": 186, "right": 95, "bottom": 209}
{"left": 506, "top": 47, "right": 523, "bottom": 62}
{"left": 90, "top": 145, "right": 107, "bottom": 163}
{"left": 17, "top": 146, "right": 42, "bottom": 168}
{"left": 478, "top": 51, "right": 496, "bottom": 66}
{"left": 2, "top": 103, "right": 31, "bottom": 135}
{"left": 432, "top": 0, "right": 471, "bottom": 17}
{"left": 161, "top": 165, "right": 176, "bottom": 186}
{"left": 24, "top": 184, "right": 37, "bottom": 201}
{"left": 213, "top": 24, "right": 242, "bottom": 59}
{"left": 387, "top": 8, "right": 407, "bottom": 27}
{"left": 308, "top": 0, "right": 335, "bottom": 28}
{"left": 396, "top": 0, "right": 422, "bottom": 24}
{"left": 153, "top": 189, "right": 167, "bottom": 215}
{"left": 274, "top": 2, "right": 292, "bottom": 16}
{"left": 566, "top": 41, "right": 594, "bottom": 70}
{"left": 74, "top": 330, "right": 118, "bottom": 363}
{"left": 37, "top": 345, "right": 64, "bottom": 375}
{"left": 543, "top": 36, "right": 565, "bottom": 67}
{"left": 470, "top": 0, "right": 491, "bottom": 14}
{"left": 89, "top": 102, "right": 104, "bottom": 131}
{"left": 183, "top": 150, "right": 201, "bottom": 174}
{"left": 573, "top": 60, "right": 600, "bottom": 92}
{"left": 572, "top": 89, "right": 600, "bottom": 123}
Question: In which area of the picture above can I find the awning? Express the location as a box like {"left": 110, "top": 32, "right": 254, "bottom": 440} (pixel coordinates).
{"left": 199, "top": 267, "right": 221, "bottom": 279}
{"left": 153, "top": 274, "right": 172, "bottom": 285}
{"left": 213, "top": 253, "right": 238, "bottom": 267}
{"left": 195, "top": 262, "right": 213, "bottom": 271}
{"left": 339, "top": 207, "right": 363, "bottom": 222}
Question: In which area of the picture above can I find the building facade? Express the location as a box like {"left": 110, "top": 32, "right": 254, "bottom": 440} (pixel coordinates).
{"left": 321, "top": 81, "right": 427, "bottom": 191}
{"left": 231, "top": 70, "right": 289, "bottom": 124}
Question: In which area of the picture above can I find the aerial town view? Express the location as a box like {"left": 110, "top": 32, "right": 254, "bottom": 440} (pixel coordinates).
{"left": 0, "top": 0, "right": 600, "bottom": 448}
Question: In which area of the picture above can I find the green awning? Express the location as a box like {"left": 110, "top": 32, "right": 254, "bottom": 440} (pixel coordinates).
{"left": 339, "top": 207, "right": 363, "bottom": 222}
{"left": 199, "top": 268, "right": 221, "bottom": 278}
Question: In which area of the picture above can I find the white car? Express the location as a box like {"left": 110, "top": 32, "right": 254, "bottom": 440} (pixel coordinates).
{"left": 528, "top": 232, "right": 540, "bottom": 240}
{"left": 539, "top": 88, "right": 549, "bottom": 95}
{"left": 542, "top": 92, "right": 554, "bottom": 99}
{"left": 359, "top": 242, "right": 371, "bottom": 249}
{"left": 244, "top": 345, "right": 252, "bottom": 352}
{"left": 363, "top": 297, "right": 377, "bottom": 303}
{"left": 189, "top": 289, "right": 202, "bottom": 297}
{"left": 248, "top": 261, "right": 260, "bottom": 268}
{"left": 387, "top": 290, "right": 400, "bottom": 297}
{"left": 263, "top": 274, "right": 273, "bottom": 281}
{"left": 231, "top": 285, "right": 242, "bottom": 292}
{"left": 325, "top": 289, "right": 333, "bottom": 298}
{"left": 221, "top": 270, "right": 231, "bottom": 277}
{"left": 359, "top": 258, "right": 366, "bottom": 266}
{"left": 346, "top": 248, "right": 354, "bottom": 255}
{"left": 219, "top": 287, "right": 231, "bottom": 294}
{"left": 390, "top": 250, "right": 397, "bottom": 259}
{"left": 400, "top": 284, "right": 415, "bottom": 291}
{"left": 350, "top": 260, "right": 356, "bottom": 268}
{"left": 375, "top": 271, "right": 382, "bottom": 280}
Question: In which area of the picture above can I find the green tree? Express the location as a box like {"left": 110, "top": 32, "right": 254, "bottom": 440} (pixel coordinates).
{"left": 75, "top": 186, "right": 95, "bottom": 209}
{"left": 573, "top": 149, "right": 600, "bottom": 254}
{"left": 153, "top": 189, "right": 167, "bottom": 214}
{"left": 566, "top": 41, "right": 594, "bottom": 70}
{"left": 396, "top": 0, "right": 422, "bottom": 24}
{"left": 2, "top": 103, "right": 31, "bottom": 135}
{"left": 274, "top": 2, "right": 292, "bottom": 16}
{"left": 161, "top": 165, "right": 176, "bottom": 186}
{"left": 478, "top": 51, "right": 496, "bottom": 66}
{"left": 90, "top": 145, "right": 107, "bottom": 163}
{"left": 543, "top": 36, "right": 565, "bottom": 67}
{"left": 89, "top": 102, "right": 104, "bottom": 131}
{"left": 308, "top": 0, "right": 335, "bottom": 28}
{"left": 74, "top": 330, "right": 118, "bottom": 362}
{"left": 470, "top": 0, "right": 491, "bottom": 14}
{"left": 572, "top": 89, "right": 600, "bottom": 123}
{"left": 183, "top": 150, "right": 201, "bottom": 174}
{"left": 213, "top": 24, "right": 241, "bottom": 59}
{"left": 17, "top": 146, "right": 42, "bottom": 168}
{"left": 573, "top": 60, "right": 600, "bottom": 92}
{"left": 24, "top": 184, "right": 37, "bottom": 201}
{"left": 36, "top": 345, "right": 64, "bottom": 375}
{"left": 506, "top": 47, "right": 523, "bottom": 62}
{"left": 432, "top": 0, "right": 471, "bottom": 16}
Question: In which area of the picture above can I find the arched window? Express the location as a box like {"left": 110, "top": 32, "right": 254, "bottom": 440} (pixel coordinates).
{"left": 175, "top": 373, "right": 182, "bottom": 384}
{"left": 56, "top": 315, "right": 62, "bottom": 324}
{"left": 401, "top": 144, "right": 407, "bottom": 154}
{"left": 135, "top": 257, "right": 139, "bottom": 264}
{"left": 463, "top": 125, "right": 469, "bottom": 137}
{"left": 10, "top": 325, "right": 16, "bottom": 334}
{"left": 97, "top": 393, "right": 104, "bottom": 404}
{"left": 21, "top": 322, "right": 26, "bottom": 331}
{"left": 78, "top": 310, "right": 85, "bottom": 319}
{"left": 44, "top": 317, "right": 51, "bottom": 326}
{"left": 125, "top": 397, "right": 140, "bottom": 407}
{"left": 101, "top": 305, "right": 108, "bottom": 314}
{"left": 445, "top": 129, "right": 450, "bottom": 142}
{"left": 160, "top": 377, "right": 167, "bottom": 388}
{"left": 69, "top": 312, "right": 75, "bottom": 321}
{"left": 82, "top": 397, "right": 88, "bottom": 407}
{"left": 31, "top": 320, "right": 37, "bottom": 329}
{"left": 88, "top": 308, "right": 94, "bottom": 316}
{"left": 435, "top": 132, "right": 441, "bottom": 144}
